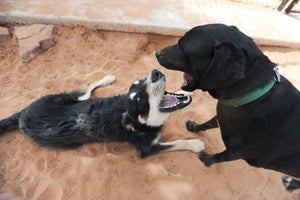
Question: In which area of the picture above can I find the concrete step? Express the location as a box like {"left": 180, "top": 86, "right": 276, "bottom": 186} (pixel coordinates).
{"left": 1, "top": 0, "right": 300, "bottom": 48}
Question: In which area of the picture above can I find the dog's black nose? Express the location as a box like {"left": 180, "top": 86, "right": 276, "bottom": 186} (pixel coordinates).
{"left": 151, "top": 69, "right": 164, "bottom": 82}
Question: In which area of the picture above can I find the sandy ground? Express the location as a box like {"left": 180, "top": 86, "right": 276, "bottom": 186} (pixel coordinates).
{"left": 0, "top": 26, "right": 300, "bottom": 200}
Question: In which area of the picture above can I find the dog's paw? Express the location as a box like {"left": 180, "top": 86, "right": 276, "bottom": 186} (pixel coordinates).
{"left": 199, "top": 152, "right": 214, "bottom": 167}
{"left": 187, "top": 139, "right": 205, "bottom": 152}
{"left": 282, "top": 177, "right": 299, "bottom": 190}
{"left": 282, "top": 177, "right": 293, "bottom": 189}
{"left": 186, "top": 120, "right": 200, "bottom": 133}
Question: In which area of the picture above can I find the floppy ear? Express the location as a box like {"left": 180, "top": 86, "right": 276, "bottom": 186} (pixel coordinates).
{"left": 200, "top": 42, "right": 246, "bottom": 90}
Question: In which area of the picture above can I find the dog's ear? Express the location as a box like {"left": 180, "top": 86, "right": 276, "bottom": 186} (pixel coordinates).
{"left": 200, "top": 42, "right": 246, "bottom": 90}
{"left": 230, "top": 25, "right": 239, "bottom": 31}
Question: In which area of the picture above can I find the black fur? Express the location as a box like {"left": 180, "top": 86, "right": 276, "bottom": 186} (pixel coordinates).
{"left": 0, "top": 70, "right": 195, "bottom": 158}
{"left": 156, "top": 23, "right": 300, "bottom": 190}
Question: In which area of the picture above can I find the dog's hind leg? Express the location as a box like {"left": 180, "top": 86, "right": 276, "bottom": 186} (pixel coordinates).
{"left": 141, "top": 139, "right": 205, "bottom": 157}
{"left": 282, "top": 177, "right": 300, "bottom": 190}
{"left": 77, "top": 75, "right": 116, "bottom": 101}
{"left": 186, "top": 115, "right": 219, "bottom": 133}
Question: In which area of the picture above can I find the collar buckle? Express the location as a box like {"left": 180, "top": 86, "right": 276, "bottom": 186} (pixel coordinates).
{"left": 273, "top": 66, "right": 281, "bottom": 82}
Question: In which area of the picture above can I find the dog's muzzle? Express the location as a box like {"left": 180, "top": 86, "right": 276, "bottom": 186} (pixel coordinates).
{"left": 148, "top": 69, "right": 192, "bottom": 113}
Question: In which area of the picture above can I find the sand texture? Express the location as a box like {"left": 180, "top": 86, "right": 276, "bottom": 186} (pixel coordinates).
{"left": 0, "top": 26, "right": 300, "bottom": 200}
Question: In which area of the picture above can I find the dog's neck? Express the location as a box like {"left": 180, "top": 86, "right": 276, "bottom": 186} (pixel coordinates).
{"left": 213, "top": 66, "right": 281, "bottom": 107}
{"left": 121, "top": 112, "right": 162, "bottom": 133}
{"left": 219, "top": 79, "right": 276, "bottom": 107}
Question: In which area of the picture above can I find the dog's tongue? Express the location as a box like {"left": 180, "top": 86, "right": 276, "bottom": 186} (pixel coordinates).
{"left": 161, "top": 95, "right": 178, "bottom": 107}
{"left": 160, "top": 92, "right": 192, "bottom": 112}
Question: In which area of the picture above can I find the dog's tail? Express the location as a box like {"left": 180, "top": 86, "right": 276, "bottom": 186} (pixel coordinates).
{"left": 0, "top": 112, "right": 21, "bottom": 135}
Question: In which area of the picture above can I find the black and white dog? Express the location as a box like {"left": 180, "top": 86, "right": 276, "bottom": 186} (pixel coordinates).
{"left": 0, "top": 69, "right": 205, "bottom": 157}
{"left": 156, "top": 24, "right": 300, "bottom": 190}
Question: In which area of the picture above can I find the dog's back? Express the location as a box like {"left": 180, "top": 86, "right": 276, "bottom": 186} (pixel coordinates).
{"left": 16, "top": 93, "right": 127, "bottom": 148}
{"left": 266, "top": 77, "right": 300, "bottom": 178}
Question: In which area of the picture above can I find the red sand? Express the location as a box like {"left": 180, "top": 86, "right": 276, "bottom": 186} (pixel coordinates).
{"left": 0, "top": 26, "right": 299, "bottom": 199}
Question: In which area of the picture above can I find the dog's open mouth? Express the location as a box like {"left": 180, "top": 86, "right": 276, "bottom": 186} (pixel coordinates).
{"left": 181, "top": 73, "right": 196, "bottom": 92}
{"left": 159, "top": 91, "right": 192, "bottom": 112}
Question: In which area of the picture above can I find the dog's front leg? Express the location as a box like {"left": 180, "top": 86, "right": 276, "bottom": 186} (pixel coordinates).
{"left": 186, "top": 116, "right": 219, "bottom": 133}
{"left": 199, "top": 150, "right": 239, "bottom": 167}
{"left": 140, "top": 139, "right": 205, "bottom": 158}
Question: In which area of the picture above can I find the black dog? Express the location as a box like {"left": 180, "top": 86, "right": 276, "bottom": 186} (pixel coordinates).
{"left": 0, "top": 70, "right": 205, "bottom": 157}
{"left": 156, "top": 24, "right": 300, "bottom": 190}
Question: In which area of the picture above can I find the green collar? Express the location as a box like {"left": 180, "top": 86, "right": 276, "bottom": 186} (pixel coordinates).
{"left": 219, "top": 79, "right": 276, "bottom": 107}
